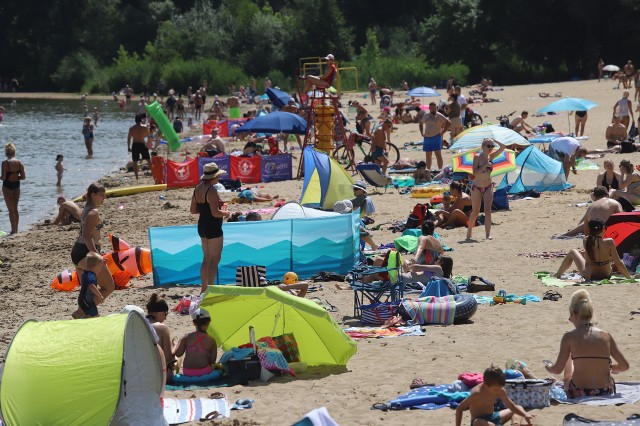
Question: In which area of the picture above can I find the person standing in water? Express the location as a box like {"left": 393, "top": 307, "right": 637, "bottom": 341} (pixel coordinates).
{"left": 82, "top": 117, "right": 94, "bottom": 158}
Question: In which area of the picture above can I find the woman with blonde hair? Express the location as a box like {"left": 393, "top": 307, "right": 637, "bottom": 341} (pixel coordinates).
{"left": 610, "top": 159, "right": 640, "bottom": 205}
{"left": 1, "top": 143, "right": 25, "bottom": 234}
{"left": 545, "top": 289, "right": 629, "bottom": 398}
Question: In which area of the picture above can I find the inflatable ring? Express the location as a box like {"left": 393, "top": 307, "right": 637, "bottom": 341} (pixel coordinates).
{"left": 453, "top": 294, "right": 478, "bottom": 322}
{"left": 410, "top": 186, "right": 446, "bottom": 198}
{"left": 172, "top": 369, "right": 223, "bottom": 384}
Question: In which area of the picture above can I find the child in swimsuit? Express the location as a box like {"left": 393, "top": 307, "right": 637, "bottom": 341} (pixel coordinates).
{"left": 173, "top": 308, "right": 218, "bottom": 377}
{"left": 77, "top": 252, "right": 105, "bottom": 318}
{"left": 55, "top": 154, "right": 64, "bottom": 186}
{"left": 455, "top": 366, "right": 534, "bottom": 426}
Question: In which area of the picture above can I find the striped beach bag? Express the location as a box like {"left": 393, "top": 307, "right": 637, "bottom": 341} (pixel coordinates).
{"left": 235, "top": 266, "right": 267, "bottom": 287}
{"left": 400, "top": 296, "right": 456, "bottom": 325}
{"left": 360, "top": 302, "right": 398, "bottom": 325}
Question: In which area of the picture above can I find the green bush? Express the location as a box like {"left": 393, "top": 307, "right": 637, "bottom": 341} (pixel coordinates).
{"left": 51, "top": 50, "right": 100, "bottom": 92}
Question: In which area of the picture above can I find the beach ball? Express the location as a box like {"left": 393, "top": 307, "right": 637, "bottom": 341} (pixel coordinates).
{"left": 283, "top": 272, "right": 298, "bottom": 285}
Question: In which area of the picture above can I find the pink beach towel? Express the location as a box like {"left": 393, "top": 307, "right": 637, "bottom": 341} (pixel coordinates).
{"left": 401, "top": 296, "right": 456, "bottom": 325}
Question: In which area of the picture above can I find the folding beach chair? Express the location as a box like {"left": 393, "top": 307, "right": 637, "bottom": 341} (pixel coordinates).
{"left": 235, "top": 265, "right": 267, "bottom": 287}
{"left": 356, "top": 163, "right": 392, "bottom": 193}
{"left": 349, "top": 250, "right": 404, "bottom": 319}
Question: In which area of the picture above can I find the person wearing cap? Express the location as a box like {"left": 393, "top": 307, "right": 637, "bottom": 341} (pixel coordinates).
{"left": 190, "top": 163, "right": 231, "bottom": 293}
{"left": 351, "top": 180, "right": 375, "bottom": 217}
{"left": 145, "top": 294, "right": 176, "bottom": 382}
{"left": 201, "top": 128, "right": 225, "bottom": 156}
{"left": 334, "top": 199, "right": 378, "bottom": 250}
{"left": 173, "top": 308, "right": 218, "bottom": 377}
{"left": 121, "top": 305, "right": 167, "bottom": 387}
{"left": 302, "top": 54, "right": 338, "bottom": 95}
{"left": 51, "top": 196, "right": 82, "bottom": 225}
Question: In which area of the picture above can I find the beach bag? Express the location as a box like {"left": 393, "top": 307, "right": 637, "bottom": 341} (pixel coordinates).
{"left": 406, "top": 203, "right": 432, "bottom": 229}
{"left": 360, "top": 302, "right": 398, "bottom": 325}
{"left": 491, "top": 187, "right": 509, "bottom": 211}
{"left": 467, "top": 276, "right": 495, "bottom": 293}
{"left": 621, "top": 140, "right": 637, "bottom": 153}
{"left": 505, "top": 379, "right": 553, "bottom": 408}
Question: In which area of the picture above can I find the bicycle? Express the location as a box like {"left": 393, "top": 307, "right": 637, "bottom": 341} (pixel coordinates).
{"left": 497, "top": 111, "right": 516, "bottom": 128}
{"left": 463, "top": 107, "right": 483, "bottom": 128}
{"left": 333, "top": 133, "right": 400, "bottom": 173}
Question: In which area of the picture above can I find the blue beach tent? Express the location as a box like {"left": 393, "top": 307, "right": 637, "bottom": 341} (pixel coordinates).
{"left": 497, "top": 146, "right": 571, "bottom": 194}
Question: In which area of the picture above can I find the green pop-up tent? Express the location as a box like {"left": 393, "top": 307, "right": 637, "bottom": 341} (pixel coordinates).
{"left": 200, "top": 285, "right": 357, "bottom": 366}
{"left": 0, "top": 312, "right": 166, "bottom": 426}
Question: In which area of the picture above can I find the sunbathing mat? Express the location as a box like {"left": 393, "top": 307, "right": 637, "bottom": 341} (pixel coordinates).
{"left": 576, "top": 158, "right": 600, "bottom": 171}
{"left": 564, "top": 413, "right": 640, "bottom": 425}
{"left": 344, "top": 325, "right": 425, "bottom": 339}
{"left": 375, "top": 384, "right": 470, "bottom": 411}
{"left": 553, "top": 382, "right": 640, "bottom": 406}
{"left": 165, "top": 375, "right": 241, "bottom": 391}
{"left": 163, "top": 397, "right": 230, "bottom": 424}
{"left": 536, "top": 272, "right": 640, "bottom": 287}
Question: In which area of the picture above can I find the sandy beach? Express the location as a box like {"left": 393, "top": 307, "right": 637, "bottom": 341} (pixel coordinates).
{"left": 1, "top": 78, "right": 640, "bottom": 425}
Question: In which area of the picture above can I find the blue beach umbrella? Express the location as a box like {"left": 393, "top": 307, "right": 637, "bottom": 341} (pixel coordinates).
{"left": 529, "top": 134, "right": 561, "bottom": 144}
{"left": 407, "top": 87, "right": 440, "bottom": 97}
{"left": 266, "top": 87, "right": 291, "bottom": 108}
{"left": 536, "top": 97, "right": 598, "bottom": 132}
{"left": 236, "top": 111, "right": 307, "bottom": 135}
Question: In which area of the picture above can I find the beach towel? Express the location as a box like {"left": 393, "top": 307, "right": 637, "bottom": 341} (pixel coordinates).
{"left": 575, "top": 158, "right": 599, "bottom": 171}
{"left": 401, "top": 296, "right": 456, "bottom": 325}
{"left": 377, "top": 384, "right": 470, "bottom": 410}
{"left": 293, "top": 407, "right": 340, "bottom": 426}
{"left": 538, "top": 272, "right": 640, "bottom": 287}
{"left": 553, "top": 382, "right": 640, "bottom": 406}
{"left": 165, "top": 375, "right": 241, "bottom": 391}
{"left": 564, "top": 413, "right": 640, "bottom": 425}
{"left": 163, "top": 397, "right": 230, "bottom": 424}
{"left": 517, "top": 251, "right": 568, "bottom": 259}
{"left": 343, "top": 325, "right": 425, "bottom": 339}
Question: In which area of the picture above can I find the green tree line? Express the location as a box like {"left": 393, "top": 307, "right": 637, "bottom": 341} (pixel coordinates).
{"left": 1, "top": 0, "right": 638, "bottom": 94}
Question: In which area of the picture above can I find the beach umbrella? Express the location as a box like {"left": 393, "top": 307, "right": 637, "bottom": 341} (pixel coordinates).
{"left": 236, "top": 111, "right": 307, "bottom": 134}
{"left": 604, "top": 213, "right": 640, "bottom": 257}
{"left": 603, "top": 65, "right": 620, "bottom": 72}
{"left": 449, "top": 124, "right": 530, "bottom": 151}
{"left": 451, "top": 148, "right": 517, "bottom": 178}
{"left": 536, "top": 97, "right": 598, "bottom": 132}
{"left": 407, "top": 87, "right": 440, "bottom": 97}
{"left": 266, "top": 87, "right": 291, "bottom": 108}
{"left": 199, "top": 285, "right": 357, "bottom": 366}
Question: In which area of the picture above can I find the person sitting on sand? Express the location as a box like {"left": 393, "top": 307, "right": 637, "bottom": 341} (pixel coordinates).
{"left": 413, "top": 161, "right": 431, "bottom": 184}
{"left": 597, "top": 159, "right": 622, "bottom": 191}
{"left": 433, "top": 182, "right": 472, "bottom": 229}
{"left": 510, "top": 111, "right": 535, "bottom": 135}
{"left": 350, "top": 180, "right": 375, "bottom": 217}
{"left": 77, "top": 252, "right": 105, "bottom": 318}
{"left": 334, "top": 200, "right": 378, "bottom": 250}
{"left": 555, "top": 218, "right": 631, "bottom": 281}
{"left": 52, "top": 196, "right": 82, "bottom": 225}
{"left": 545, "top": 289, "right": 629, "bottom": 398}
{"left": 201, "top": 128, "right": 225, "bottom": 156}
{"left": 455, "top": 366, "right": 534, "bottom": 426}
{"left": 561, "top": 187, "right": 622, "bottom": 237}
{"left": 173, "top": 308, "right": 218, "bottom": 377}
{"left": 610, "top": 159, "right": 640, "bottom": 205}
{"left": 146, "top": 293, "right": 176, "bottom": 382}
{"left": 404, "top": 220, "right": 444, "bottom": 270}
{"left": 403, "top": 254, "right": 453, "bottom": 284}
{"left": 548, "top": 136, "right": 588, "bottom": 180}
{"left": 606, "top": 115, "right": 628, "bottom": 148}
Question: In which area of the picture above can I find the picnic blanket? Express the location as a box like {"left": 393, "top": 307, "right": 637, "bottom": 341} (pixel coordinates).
{"left": 163, "top": 397, "right": 230, "bottom": 424}
{"left": 473, "top": 294, "right": 541, "bottom": 305}
{"left": 344, "top": 325, "right": 425, "bottom": 339}
{"left": 401, "top": 296, "right": 456, "bottom": 325}
{"left": 165, "top": 375, "right": 241, "bottom": 391}
{"left": 554, "top": 382, "right": 640, "bottom": 406}
{"left": 379, "top": 384, "right": 470, "bottom": 410}
{"left": 536, "top": 271, "right": 640, "bottom": 287}
{"left": 564, "top": 413, "right": 640, "bottom": 425}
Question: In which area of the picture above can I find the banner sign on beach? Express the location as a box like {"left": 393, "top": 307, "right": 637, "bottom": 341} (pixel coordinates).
{"left": 198, "top": 156, "right": 231, "bottom": 180}
{"left": 203, "top": 120, "right": 228, "bottom": 137}
{"left": 260, "top": 154, "right": 292, "bottom": 182}
{"left": 167, "top": 158, "right": 199, "bottom": 188}
{"left": 230, "top": 156, "right": 261, "bottom": 183}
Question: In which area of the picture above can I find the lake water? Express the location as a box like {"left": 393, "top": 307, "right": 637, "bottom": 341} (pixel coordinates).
{"left": 0, "top": 99, "right": 135, "bottom": 233}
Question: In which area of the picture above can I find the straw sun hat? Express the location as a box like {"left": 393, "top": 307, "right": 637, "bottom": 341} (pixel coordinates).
{"left": 201, "top": 163, "right": 225, "bottom": 180}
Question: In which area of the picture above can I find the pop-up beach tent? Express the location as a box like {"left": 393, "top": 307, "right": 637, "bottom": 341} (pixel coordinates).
{"left": 497, "top": 145, "right": 571, "bottom": 194}
{"left": 0, "top": 312, "right": 166, "bottom": 426}
{"left": 300, "top": 148, "right": 354, "bottom": 210}
{"left": 272, "top": 201, "right": 340, "bottom": 220}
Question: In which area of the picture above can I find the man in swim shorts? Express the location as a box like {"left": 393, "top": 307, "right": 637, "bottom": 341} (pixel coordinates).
{"left": 127, "top": 114, "right": 151, "bottom": 180}
{"left": 371, "top": 119, "right": 392, "bottom": 174}
{"left": 510, "top": 111, "right": 535, "bottom": 135}
{"left": 52, "top": 196, "right": 82, "bottom": 225}
{"left": 227, "top": 95, "right": 240, "bottom": 119}
{"left": 419, "top": 102, "right": 450, "bottom": 171}
{"left": 606, "top": 114, "right": 628, "bottom": 148}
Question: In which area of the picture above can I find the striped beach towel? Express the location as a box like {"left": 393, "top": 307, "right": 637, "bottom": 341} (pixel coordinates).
{"left": 401, "top": 296, "right": 456, "bottom": 325}
{"left": 163, "top": 397, "right": 230, "bottom": 423}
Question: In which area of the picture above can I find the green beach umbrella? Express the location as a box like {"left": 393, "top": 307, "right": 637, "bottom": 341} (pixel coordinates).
{"left": 200, "top": 285, "right": 357, "bottom": 366}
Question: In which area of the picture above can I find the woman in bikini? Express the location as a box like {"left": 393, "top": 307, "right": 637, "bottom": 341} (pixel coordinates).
{"left": 71, "top": 182, "right": 114, "bottom": 318}
{"left": 545, "top": 289, "right": 629, "bottom": 398}
{"left": 596, "top": 159, "right": 621, "bottom": 191}
{"left": 1, "top": 143, "right": 25, "bottom": 234}
{"left": 405, "top": 220, "right": 444, "bottom": 272}
{"left": 610, "top": 159, "right": 640, "bottom": 205}
{"left": 173, "top": 308, "right": 218, "bottom": 377}
{"left": 433, "top": 181, "right": 472, "bottom": 229}
{"left": 467, "top": 138, "right": 506, "bottom": 240}
{"left": 554, "top": 218, "right": 631, "bottom": 281}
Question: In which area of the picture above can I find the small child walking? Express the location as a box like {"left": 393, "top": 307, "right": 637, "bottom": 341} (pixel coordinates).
{"left": 455, "top": 366, "right": 534, "bottom": 426}
{"left": 77, "top": 252, "right": 105, "bottom": 318}
{"left": 55, "top": 154, "right": 65, "bottom": 186}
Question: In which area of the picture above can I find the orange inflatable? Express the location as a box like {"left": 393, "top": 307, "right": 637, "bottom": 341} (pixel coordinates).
{"left": 50, "top": 234, "right": 152, "bottom": 292}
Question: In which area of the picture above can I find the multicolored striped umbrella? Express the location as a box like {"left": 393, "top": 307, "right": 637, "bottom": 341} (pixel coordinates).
{"left": 451, "top": 148, "right": 517, "bottom": 178}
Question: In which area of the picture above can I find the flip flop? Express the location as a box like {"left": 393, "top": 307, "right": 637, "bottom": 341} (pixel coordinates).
{"left": 543, "top": 290, "right": 562, "bottom": 301}
{"left": 410, "top": 378, "right": 435, "bottom": 389}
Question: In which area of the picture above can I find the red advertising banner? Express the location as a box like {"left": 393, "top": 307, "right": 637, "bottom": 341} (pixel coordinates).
{"left": 230, "top": 156, "right": 261, "bottom": 183}
{"left": 203, "top": 120, "right": 229, "bottom": 137}
{"left": 166, "top": 158, "right": 199, "bottom": 188}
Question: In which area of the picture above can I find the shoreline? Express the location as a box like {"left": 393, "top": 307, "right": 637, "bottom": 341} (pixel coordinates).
{"left": 1, "top": 80, "right": 640, "bottom": 425}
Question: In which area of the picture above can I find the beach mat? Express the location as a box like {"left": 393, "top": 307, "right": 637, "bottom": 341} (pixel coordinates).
{"left": 376, "top": 384, "right": 469, "bottom": 410}
{"left": 554, "top": 382, "right": 640, "bottom": 406}
{"left": 536, "top": 272, "right": 640, "bottom": 287}
{"left": 564, "top": 413, "right": 640, "bottom": 425}
{"left": 165, "top": 375, "right": 241, "bottom": 391}
{"left": 163, "top": 397, "right": 230, "bottom": 424}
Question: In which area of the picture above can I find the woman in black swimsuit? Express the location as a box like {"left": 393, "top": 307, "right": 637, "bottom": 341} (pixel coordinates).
{"left": 554, "top": 218, "right": 631, "bottom": 281}
{"left": 596, "top": 159, "right": 620, "bottom": 190}
{"left": 1, "top": 143, "right": 25, "bottom": 234}
{"left": 544, "top": 289, "right": 629, "bottom": 398}
{"left": 190, "top": 163, "right": 230, "bottom": 293}
{"left": 574, "top": 110, "right": 588, "bottom": 137}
